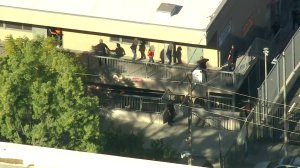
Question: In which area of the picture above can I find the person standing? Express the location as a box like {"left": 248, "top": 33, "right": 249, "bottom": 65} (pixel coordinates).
{"left": 139, "top": 40, "right": 146, "bottom": 59}
{"left": 167, "top": 102, "right": 176, "bottom": 126}
{"left": 147, "top": 45, "right": 155, "bottom": 63}
{"left": 174, "top": 46, "right": 182, "bottom": 64}
{"left": 131, "top": 38, "right": 139, "bottom": 61}
{"left": 227, "top": 44, "right": 237, "bottom": 71}
{"left": 49, "top": 27, "right": 63, "bottom": 48}
{"left": 196, "top": 56, "right": 209, "bottom": 83}
{"left": 94, "top": 39, "right": 110, "bottom": 56}
{"left": 159, "top": 49, "right": 165, "bottom": 64}
{"left": 166, "top": 43, "right": 173, "bottom": 65}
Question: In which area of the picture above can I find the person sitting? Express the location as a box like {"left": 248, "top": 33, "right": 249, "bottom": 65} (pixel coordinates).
{"left": 114, "top": 43, "right": 125, "bottom": 57}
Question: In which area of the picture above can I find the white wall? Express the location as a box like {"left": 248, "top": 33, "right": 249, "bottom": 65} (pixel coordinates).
{"left": 0, "top": 142, "right": 204, "bottom": 168}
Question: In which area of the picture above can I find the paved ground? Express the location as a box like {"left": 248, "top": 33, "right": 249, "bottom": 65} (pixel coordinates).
{"left": 106, "top": 110, "right": 300, "bottom": 168}
{"left": 107, "top": 114, "right": 237, "bottom": 168}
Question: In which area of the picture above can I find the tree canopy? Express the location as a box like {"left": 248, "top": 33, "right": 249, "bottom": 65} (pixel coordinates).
{"left": 0, "top": 36, "right": 102, "bottom": 152}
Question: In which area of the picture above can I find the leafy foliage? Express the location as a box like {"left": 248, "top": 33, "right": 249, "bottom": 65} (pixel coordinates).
{"left": 0, "top": 36, "right": 102, "bottom": 152}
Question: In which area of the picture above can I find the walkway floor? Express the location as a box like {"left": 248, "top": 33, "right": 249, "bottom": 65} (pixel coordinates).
{"left": 106, "top": 111, "right": 300, "bottom": 168}
{"left": 106, "top": 114, "right": 238, "bottom": 168}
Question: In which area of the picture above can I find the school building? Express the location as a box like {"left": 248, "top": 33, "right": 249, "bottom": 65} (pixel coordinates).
{"left": 0, "top": 0, "right": 226, "bottom": 67}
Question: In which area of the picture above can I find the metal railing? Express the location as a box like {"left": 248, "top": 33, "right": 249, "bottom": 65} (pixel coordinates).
{"left": 234, "top": 55, "right": 255, "bottom": 75}
{"left": 100, "top": 93, "right": 166, "bottom": 113}
{"left": 94, "top": 56, "right": 192, "bottom": 81}
{"left": 223, "top": 105, "right": 256, "bottom": 168}
{"left": 258, "top": 28, "right": 300, "bottom": 122}
{"left": 89, "top": 55, "right": 244, "bottom": 89}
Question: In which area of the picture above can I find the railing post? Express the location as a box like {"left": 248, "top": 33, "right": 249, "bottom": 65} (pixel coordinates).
{"left": 232, "top": 72, "right": 236, "bottom": 87}
{"left": 139, "top": 97, "right": 142, "bottom": 112}
{"left": 292, "top": 36, "right": 295, "bottom": 69}
{"left": 145, "top": 63, "right": 148, "bottom": 78}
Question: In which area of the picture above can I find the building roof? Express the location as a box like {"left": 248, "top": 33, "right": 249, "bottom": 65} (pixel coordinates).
{"left": 0, "top": 0, "right": 222, "bottom": 30}
{"left": 0, "top": 142, "right": 205, "bottom": 168}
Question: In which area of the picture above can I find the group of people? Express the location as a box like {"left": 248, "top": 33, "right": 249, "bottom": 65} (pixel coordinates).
{"left": 93, "top": 39, "right": 126, "bottom": 58}
{"left": 162, "top": 44, "right": 183, "bottom": 65}
{"left": 93, "top": 38, "right": 183, "bottom": 65}
{"left": 131, "top": 39, "right": 183, "bottom": 64}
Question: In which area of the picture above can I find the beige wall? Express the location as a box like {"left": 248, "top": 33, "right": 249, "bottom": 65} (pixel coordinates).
{"left": 203, "top": 49, "right": 218, "bottom": 68}
{"left": 0, "top": 6, "right": 221, "bottom": 67}
{"left": 0, "top": 27, "right": 33, "bottom": 41}
{"left": 0, "top": 26, "right": 219, "bottom": 67}
{"left": 0, "top": 6, "right": 206, "bottom": 46}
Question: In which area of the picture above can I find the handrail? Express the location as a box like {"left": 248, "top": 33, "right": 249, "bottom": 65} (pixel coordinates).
{"left": 91, "top": 55, "right": 245, "bottom": 88}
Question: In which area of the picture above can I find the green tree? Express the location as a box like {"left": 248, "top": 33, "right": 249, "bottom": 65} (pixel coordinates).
{"left": 0, "top": 36, "right": 102, "bottom": 152}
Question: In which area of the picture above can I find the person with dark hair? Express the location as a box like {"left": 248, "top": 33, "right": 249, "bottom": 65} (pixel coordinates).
{"left": 147, "top": 45, "right": 155, "bottom": 63}
{"left": 115, "top": 43, "right": 125, "bottom": 57}
{"left": 94, "top": 39, "right": 110, "bottom": 56}
{"left": 131, "top": 38, "right": 139, "bottom": 61}
{"left": 196, "top": 56, "right": 209, "bottom": 83}
{"left": 227, "top": 44, "right": 237, "bottom": 71}
{"left": 139, "top": 40, "right": 146, "bottom": 59}
{"left": 48, "top": 27, "right": 63, "bottom": 48}
{"left": 174, "top": 46, "right": 182, "bottom": 64}
{"left": 159, "top": 49, "right": 165, "bottom": 64}
{"left": 166, "top": 43, "right": 173, "bottom": 65}
{"left": 167, "top": 102, "right": 176, "bottom": 126}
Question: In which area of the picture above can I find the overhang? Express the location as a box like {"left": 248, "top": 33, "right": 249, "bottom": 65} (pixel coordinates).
{"left": 0, "top": 0, "right": 223, "bottom": 45}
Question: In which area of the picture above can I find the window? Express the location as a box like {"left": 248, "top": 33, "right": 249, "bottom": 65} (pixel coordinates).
{"left": 22, "top": 24, "right": 32, "bottom": 30}
{"left": 4, "top": 21, "right": 32, "bottom": 30}
{"left": 110, "top": 36, "right": 120, "bottom": 42}
{"left": 0, "top": 21, "right": 3, "bottom": 28}
{"left": 110, "top": 37, "right": 140, "bottom": 44}
{"left": 122, "top": 37, "right": 134, "bottom": 44}
{"left": 5, "top": 22, "right": 22, "bottom": 29}
{"left": 110, "top": 37, "right": 150, "bottom": 46}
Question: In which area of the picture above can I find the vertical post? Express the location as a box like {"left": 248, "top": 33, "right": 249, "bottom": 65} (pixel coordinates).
{"left": 187, "top": 73, "right": 193, "bottom": 166}
{"left": 139, "top": 97, "right": 142, "bottom": 112}
{"left": 219, "top": 126, "right": 223, "bottom": 168}
{"left": 257, "top": 88, "right": 262, "bottom": 139}
{"left": 263, "top": 47, "right": 270, "bottom": 137}
{"left": 282, "top": 52, "right": 288, "bottom": 156}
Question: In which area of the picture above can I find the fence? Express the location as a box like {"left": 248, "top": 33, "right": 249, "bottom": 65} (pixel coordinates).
{"left": 234, "top": 55, "right": 256, "bottom": 75}
{"left": 223, "top": 106, "right": 256, "bottom": 168}
{"left": 258, "top": 28, "right": 300, "bottom": 124}
{"left": 87, "top": 55, "right": 248, "bottom": 88}
{"left": 99, "top": 93, "right": 167, "bottom": 113}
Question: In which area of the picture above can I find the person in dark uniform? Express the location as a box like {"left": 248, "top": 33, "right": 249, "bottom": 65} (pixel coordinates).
{"left": 174, "top": 46, "right": 182, "bottom": 64}
{"left": 227, "top": 44, "right": 237, "bottom": 71}
{"left": 167, "top": 102, "right": 176, "bottom": 126}
{"left": 139, "top": 40, "right": 146, "bottom": 59}
{"left": 115, "top": 43, "right": 125, "bottom": 57}
{"left": 94, "top": 39, "right": 110, "bottom": 56}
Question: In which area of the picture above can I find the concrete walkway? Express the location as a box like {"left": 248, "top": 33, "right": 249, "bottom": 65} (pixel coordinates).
{"left": 106, "top": 113, "right": 238, "bottom": 168}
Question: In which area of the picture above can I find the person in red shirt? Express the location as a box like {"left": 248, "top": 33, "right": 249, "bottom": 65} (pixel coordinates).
{"left": 147, "top": 45, "right": 155, "bottom": 63}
